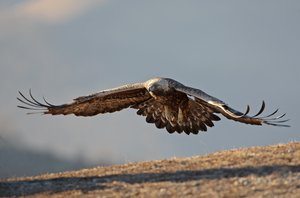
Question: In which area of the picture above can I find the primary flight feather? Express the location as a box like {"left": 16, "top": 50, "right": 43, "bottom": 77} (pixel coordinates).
{"left": 17, "top": 77, "right": 289, "bottom": 135}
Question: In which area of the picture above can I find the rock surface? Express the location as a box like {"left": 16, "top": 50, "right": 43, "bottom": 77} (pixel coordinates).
{"left": 1, "top": 142, "right": 299, "bottom": 197}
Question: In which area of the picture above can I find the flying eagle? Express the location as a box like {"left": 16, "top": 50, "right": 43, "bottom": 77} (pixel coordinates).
{"left": 17, "top": 77, "right": 289, "bottom": 135}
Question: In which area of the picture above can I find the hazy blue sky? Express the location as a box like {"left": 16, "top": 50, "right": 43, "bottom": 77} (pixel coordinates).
{"left": 0, "top": 0, "right": 299, "bottom": 174}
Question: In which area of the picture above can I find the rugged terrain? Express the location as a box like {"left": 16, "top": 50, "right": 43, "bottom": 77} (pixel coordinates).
{"left": 1, "top": 142, "right": 299, "bottom": 197}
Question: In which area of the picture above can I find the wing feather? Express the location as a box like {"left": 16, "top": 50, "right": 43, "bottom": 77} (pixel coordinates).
{"left": 172, "top": 83, "right": 289, "bottom": 127}
{"left": 18, "top": 83, "right": 151, "bottom": 116}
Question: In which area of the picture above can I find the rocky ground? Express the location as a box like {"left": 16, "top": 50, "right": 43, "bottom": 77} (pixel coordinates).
{"left": 1, "top": 142, "right": 299, "bottom": 197}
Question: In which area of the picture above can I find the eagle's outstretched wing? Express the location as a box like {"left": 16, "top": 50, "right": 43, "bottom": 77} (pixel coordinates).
{"left": 173, "top": 83, "right": 289, "bottom": 127}
{"left": 17, "top": 83, "right": 151, "bottom": 116}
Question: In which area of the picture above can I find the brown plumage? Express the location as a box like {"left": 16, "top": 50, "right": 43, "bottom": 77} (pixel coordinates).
{"left": 17, "top": 77, "right": 289, "bottom": 135}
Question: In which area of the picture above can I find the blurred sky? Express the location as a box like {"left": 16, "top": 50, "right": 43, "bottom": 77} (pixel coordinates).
{"left": 0, "top": 0, "right": 299, "bottom": 169}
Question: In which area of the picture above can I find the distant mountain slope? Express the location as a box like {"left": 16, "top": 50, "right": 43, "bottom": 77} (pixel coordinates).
{"left": 1, "top": 142, "right": 299, "bottom": 197}
{"left": 0, "top": 143, "right": 109, "bottom": 178}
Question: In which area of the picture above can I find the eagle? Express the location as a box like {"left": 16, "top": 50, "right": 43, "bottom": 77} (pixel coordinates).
{"left": 17, "top": 77, "right": 289, "bottom": 135}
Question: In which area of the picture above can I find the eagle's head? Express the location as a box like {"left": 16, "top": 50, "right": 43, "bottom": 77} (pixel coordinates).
{"left": 145, "top": 77, "right": 173, "bottom": 96}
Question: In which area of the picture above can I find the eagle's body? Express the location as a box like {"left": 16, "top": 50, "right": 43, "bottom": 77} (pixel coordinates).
{"left": 18, "top": 77, "right": 289, "bottom": 134}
